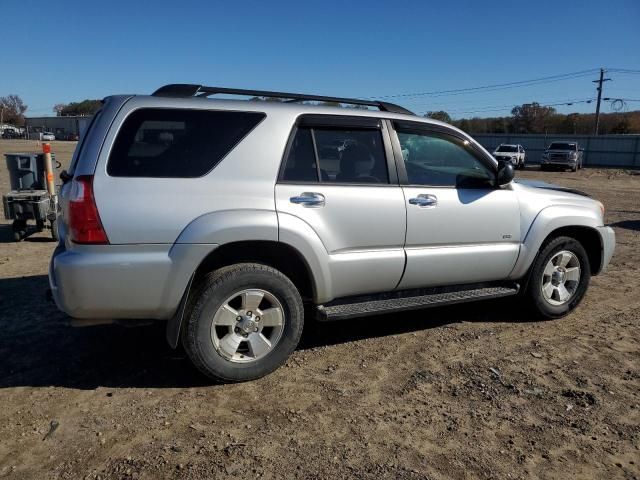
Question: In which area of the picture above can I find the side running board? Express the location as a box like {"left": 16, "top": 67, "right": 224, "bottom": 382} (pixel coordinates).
{"left": 316, "top": 283, "right": 519, "bottom": 321}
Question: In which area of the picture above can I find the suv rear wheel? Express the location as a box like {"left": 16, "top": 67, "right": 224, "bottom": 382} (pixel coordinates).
{"left": 525, "top": 236, "right": 591, "bottom": 318}
{"left": 182, "top": 263, "right": 304, "bottom": 382}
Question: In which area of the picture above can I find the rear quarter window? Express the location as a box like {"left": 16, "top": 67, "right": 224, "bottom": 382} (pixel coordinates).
{"left": 68, "top": 110, "right": 101, "bottom": 175}
{"left": 107, "top": 108, "right": 265, "bottom": 177}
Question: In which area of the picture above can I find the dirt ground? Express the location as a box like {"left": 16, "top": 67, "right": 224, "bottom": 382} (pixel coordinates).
{"left": 0, "top": 139, "right": 638, "bottom": 480}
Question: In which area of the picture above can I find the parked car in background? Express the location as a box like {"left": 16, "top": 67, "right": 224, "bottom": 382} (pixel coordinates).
{"left": 541, "top": 142, "right": 583, "bottom": 171}
{"left": 2, "top": 128, "right": 19, "bottom": 139}
{"left": 493, "top": 144, "right": 526, "bottom": 169}
{"left": 41, "top": 132, "right": 56, "bottom": 141}
{"left": 65, "top": 133, "right": 79, "bottom": 141}
{"left": 48, "top": 84, "right": 615, "bottom": 383}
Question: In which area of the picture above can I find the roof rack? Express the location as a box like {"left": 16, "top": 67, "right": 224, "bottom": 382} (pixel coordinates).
{"left": 152, "top": 84, "right": 414, "bottom": 115}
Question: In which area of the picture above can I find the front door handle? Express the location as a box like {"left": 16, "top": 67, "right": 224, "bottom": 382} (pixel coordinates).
{"left": 408, "top": 194, "right": 437, "bottom": 208}
{"left": 290, "top": 192, "right": 326, "bottom": 207}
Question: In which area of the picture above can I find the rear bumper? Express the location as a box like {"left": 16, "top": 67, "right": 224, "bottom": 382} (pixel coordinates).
{"left": 48, "top": 242, "right": 215, "bottom": 320}
{"left": 596, "top": 225, "right": 615, "bottom": 273}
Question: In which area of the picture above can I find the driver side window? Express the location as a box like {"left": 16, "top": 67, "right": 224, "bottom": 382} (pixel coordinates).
{"left": 397, "top": 129, "right": 493, "bottom": 188}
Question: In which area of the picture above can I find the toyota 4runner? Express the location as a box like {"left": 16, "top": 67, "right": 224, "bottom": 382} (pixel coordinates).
{"left": 49, "top": 84, "right": 615, "bottom": 382}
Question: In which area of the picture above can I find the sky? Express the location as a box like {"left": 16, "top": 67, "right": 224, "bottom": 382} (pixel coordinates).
{"left": 2, "top": 0, "right": 639, "bottom": 119}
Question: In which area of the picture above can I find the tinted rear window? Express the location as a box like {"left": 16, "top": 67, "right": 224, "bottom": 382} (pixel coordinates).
{"left": 107, "top": 108, "right": 265, "bottom": 177}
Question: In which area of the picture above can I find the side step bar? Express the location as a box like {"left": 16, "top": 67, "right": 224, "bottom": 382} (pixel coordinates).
{"left": 316, "top": 283, "right": 519, "bottom": 321}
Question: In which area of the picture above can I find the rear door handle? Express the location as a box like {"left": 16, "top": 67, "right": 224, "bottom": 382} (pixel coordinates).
{"left": 408, "top": 194, "right": 437, "bottom": 208}
{"left": 290, "top": 192, "right": 325, "bottom": 207}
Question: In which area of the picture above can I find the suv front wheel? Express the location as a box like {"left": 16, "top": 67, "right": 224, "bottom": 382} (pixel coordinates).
{"left": 183, "top": 263, "right": 304, "bottom": 382}
{"left": 525, "top": 236, "right": 591, "bottom": 318}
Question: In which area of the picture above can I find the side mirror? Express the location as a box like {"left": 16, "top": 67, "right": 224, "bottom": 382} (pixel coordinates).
{"left": 496, "top": 161, "right": 515, "bottom": 186}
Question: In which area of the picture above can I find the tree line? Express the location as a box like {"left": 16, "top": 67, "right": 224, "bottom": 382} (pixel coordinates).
{"left": 53, "top": 100, "right": 102, "bottom": 117}
{"left": 0, "top": 95, "right": 102, "bottom": 126}
{"left": 426, "top": 103, "right": 640, "bottom": 135}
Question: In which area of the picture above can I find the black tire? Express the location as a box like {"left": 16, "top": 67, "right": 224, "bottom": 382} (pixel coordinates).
{"left": 12, "top": 220, "right": 26, "bottom": 242}
{"left": 50, "top": 218, "right": 59, "bottom": 241}
{"left": 182, "top": 263, "right": 304, "bottom": 383}
{"left": 524, "top": 236, "right": 591, "bottom": 319}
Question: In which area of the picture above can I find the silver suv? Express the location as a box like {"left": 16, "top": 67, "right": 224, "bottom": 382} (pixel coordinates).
{"left": 49, "top": 84, "right": 615, "bottom": 382}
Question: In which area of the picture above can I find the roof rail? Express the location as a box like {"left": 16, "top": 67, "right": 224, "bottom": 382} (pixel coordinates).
{"left": 151, "top": 84, "right": 414, "bottom": 115}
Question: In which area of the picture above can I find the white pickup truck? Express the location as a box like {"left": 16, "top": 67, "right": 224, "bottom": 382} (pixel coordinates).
{"left": 493, "top": 144, "right": 526, "bottom": 169}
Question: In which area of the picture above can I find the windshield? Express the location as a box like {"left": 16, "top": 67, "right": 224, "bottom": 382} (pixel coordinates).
{"left": 496, "top": 145, "right": 517, "bottom": 152}
{"left": 548, "top": 142, "right": 576, "bottom": 151}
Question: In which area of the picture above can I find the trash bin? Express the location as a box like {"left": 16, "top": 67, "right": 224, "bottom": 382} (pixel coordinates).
{"left": 4, "top": 153, "right": 56, "bottom": 191}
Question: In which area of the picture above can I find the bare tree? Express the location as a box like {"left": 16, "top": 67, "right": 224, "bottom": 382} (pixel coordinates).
{"left": 53, "top": 103, "right": 66, "bottom": 116}
{"left": 0, "top": 94, "right": 28, "bottom": 126}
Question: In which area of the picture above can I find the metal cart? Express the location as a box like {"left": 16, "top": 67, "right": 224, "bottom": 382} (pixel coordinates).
{"left": 3, "top": 151, "right": 60, "bottom": 241}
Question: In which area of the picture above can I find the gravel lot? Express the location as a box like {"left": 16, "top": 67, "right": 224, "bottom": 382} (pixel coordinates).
{"left": 0, "top": 139, "right": 638, "bottom": 479}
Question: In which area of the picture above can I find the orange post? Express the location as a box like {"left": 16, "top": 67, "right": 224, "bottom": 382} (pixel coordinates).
{"left": 42, "top": 143, "right": 55, "bottom": 195}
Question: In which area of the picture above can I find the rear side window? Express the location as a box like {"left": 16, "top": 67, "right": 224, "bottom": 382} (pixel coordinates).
{"left": 107, "top": 108, "right": 265, "bottom": 177}
{"left": 281, "top": 127, "right": 389, "bottom": 184}
{"left": 68, "top": 110, "right": 101, "bottom": 175}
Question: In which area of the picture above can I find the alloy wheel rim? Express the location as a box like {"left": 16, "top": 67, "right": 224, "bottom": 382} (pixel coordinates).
{"left": 541, "top": 250, "right": 581, "bottom": 306}
{"left": 210, "top": 289, "right": 285, "bottom": 363}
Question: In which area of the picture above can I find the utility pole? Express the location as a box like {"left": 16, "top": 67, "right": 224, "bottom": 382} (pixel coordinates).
{"left": 592, "top": 68, "right": 611, "bottom": 135}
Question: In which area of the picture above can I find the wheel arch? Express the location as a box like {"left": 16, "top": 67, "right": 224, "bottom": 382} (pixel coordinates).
{"left": 191, "top": 240, "right": 316, "bottom": 301}
{"left": 539, "top": 226, "right": 602, "bottom": 275}
{"left": 510, "top": 205, "right": 604, "bottom": 280}
{"left": 166, "top": 240, "right": 317, "bottom": 348}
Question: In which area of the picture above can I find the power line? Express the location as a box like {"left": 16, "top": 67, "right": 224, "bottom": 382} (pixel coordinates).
{"left": 371, "top": 68, "right": 599, "bottom": 100}
{"left": 387, "top": 66, "right": 639, "bottom": 119}
{"left": 418, "top": 98, "right": 597, "bottom": 116}
{"left": 607, "top": 68, "right": 640, "bottom": 75}
{"left": 404, "top": 93, "right": 597, "bottom": 111}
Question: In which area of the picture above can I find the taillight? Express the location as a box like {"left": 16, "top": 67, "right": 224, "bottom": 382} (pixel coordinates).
{"left": 68, "top": 175, "right": 109, "bottom": 244}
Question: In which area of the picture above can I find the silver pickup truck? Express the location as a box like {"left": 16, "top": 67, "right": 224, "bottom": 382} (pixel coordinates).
{"left": 541, "top": 141, "right": 584, "bottom": 171}
{"left": 48, "top": 84, "right": 615, "bottom": 382}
